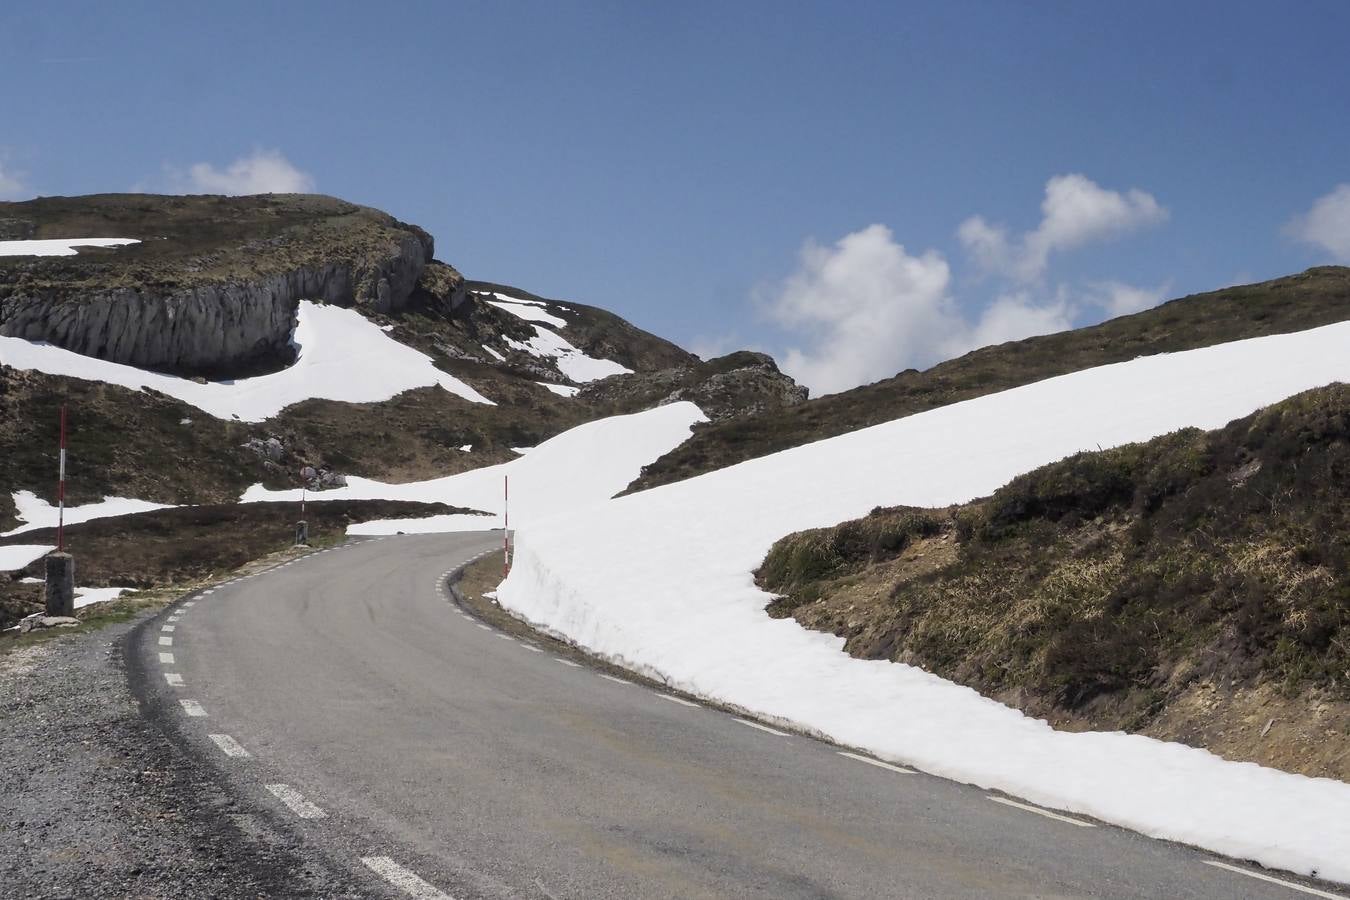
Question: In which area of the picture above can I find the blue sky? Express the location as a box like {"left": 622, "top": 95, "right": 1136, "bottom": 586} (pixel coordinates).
{"left": 4, "top": 2, "right": 1349, "bottom": 393}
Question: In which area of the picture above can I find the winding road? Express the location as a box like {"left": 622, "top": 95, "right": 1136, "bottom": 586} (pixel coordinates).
{"left": 131, "top": 532, "right": 1345, "bottom": 899}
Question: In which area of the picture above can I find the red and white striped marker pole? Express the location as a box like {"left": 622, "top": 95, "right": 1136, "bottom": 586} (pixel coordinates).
{"left": 503, "top": 475, "right": 510, "bottom": 577}
{"left": 56, "top": 404, "right": 67, "bottom": 553}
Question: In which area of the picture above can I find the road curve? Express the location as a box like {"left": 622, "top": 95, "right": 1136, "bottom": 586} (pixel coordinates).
{"left": 132, "top": 532, "right": 1343, "bottom": 900}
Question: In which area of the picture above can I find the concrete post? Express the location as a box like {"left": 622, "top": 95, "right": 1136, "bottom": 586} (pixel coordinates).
{"left": 295, "top": 520, "right": 309, "bottom": 546}
{"left": 45, "top": 552, "right": 75, "bottom": 617}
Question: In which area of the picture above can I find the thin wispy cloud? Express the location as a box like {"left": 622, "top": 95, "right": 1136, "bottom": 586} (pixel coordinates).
{"left": 0, "top": 161, "right": 27, "bottom": 200}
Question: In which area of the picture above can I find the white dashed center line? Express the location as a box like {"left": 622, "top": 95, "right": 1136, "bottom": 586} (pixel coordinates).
{"left": 657, "top": 694, "right": 700, "bottom": 709}
{"left": 476, "top": 624, "right": 492, "bottom": 631}
{"left": 164, "top": 673, "right": 184, "bottom": 687}
{"left": 735, "top": 718, "right": 790, "bottom": 737}
{"left": 555, "top": 658, "right": 582, "bottom": 668}
{"left": 496, "top": 633, "right": 513, "bottom": 641}
{"left": 158, "top": 636, "right": 173, "bottom": 647}
{"left": 182, "top": 601, "right": 194, "bottom": 607}
{"left": 208, "top": 733, "right": 251, "bottom": 758}
{"left": 179, "top": 699, "right": 207, "bottom": 717}
{"left": 161, "top": 625, "right": 175, "bottom": 633}
{"left": 265, "top": 784, "right": 327, "bottom": 819}
{"left": 1201, "top": 861, "right": 1348, "bottom": 898}
{"left": 520, "top": 644, "right": 544, "bottom": 652}
{"left": 158, "top": 652, "right": 175, "bottom": 664}
{"left": 360, "top": 856, "right": 454, "bottom": 900}
{"left": 987, "top": 796, "right": 1095, "bottom": 827}
{"left": 599, "top": 674, "right": 632, "bottom": 685}
{"left": 838, "top": 751, "right": 914, "bottom": 774}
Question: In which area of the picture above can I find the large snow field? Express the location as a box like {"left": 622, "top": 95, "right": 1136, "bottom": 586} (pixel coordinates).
{"left": 3, "top": 491, "right": 172, "bottom": 538}
{"left": 0, "top": 300, "right": 493, "bottom": 421}
{"left": 241, "top": 402, "right": 706, "bottom": 534}
{"left": 0, "top": 238, "right": 140, "bottom": 256}
{"left": 495, "top": 321, "right": 1350, "bottom": 884}
{"left": 489, "top": 294, "right": 633, "bottom": 382}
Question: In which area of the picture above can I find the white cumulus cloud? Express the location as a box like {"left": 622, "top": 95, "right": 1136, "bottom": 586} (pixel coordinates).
{"left": 766, "top": 223, "right": 1173, "bottom": 396}
{"left": 169, "top": 149, "right": 315, "bottom": 195}
{"left": 764, "top": 225, "right": 1083, "bottom": 396}
{"left": 959, "top": 174, "right": 1168, "bottom": 282}
{"left": 1286, "top": 184, "right": 1350, "bottom": 262}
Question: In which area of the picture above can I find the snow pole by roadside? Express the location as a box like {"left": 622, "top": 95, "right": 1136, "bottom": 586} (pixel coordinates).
{"left": 57, "top": 404, "right": 67, "bottom": 552}
{"left": 503, "top": 475, "right": 510, "bottom": 578}
{"left": 46, "top": 403, "right": 75, "bottom": 616}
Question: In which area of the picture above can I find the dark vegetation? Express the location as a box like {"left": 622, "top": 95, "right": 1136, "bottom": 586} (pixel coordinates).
{"left": 0, "top": 499, "right": 478, "bottom": 630}
{"left": 759, "top": 385, "right": 1350, "bottom": 776}
{"left": 631, "top": 267, "right": 1350, "bottom": 493}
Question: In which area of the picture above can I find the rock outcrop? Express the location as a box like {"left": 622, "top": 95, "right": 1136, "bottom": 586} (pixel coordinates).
{"left": 0, "top": 194, "right": 439, "bottom": 376}
{"left": 580, "top": 350, "right": 808, "bottom": 422}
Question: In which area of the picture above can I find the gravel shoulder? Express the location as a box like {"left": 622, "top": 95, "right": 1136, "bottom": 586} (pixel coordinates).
{"left": 0, "top": 609, "right": 362, "bottom": 898}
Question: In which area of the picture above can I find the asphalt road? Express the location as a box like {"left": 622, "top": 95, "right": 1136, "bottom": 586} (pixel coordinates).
{"left": 132, "top": 532, "right": 1345, "bottom": 899}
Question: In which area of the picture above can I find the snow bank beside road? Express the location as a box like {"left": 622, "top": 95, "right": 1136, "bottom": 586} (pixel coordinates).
{"left": 241, "top": 402, "right": 707, "bottom": 533}
{"left": 498, "top": 321, "right": 1350, "bottom": 884}
{"left": 0, "top": 301, "right": 493, "bottom": 420}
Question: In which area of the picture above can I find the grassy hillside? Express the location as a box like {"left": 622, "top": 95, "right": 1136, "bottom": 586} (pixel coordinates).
{"left": 628, "top": 267, "right": 1350, "bottom": 494}
{"left": 0, "top": 193, "right": 432, "bottom": 296}
{"left": 758, "top": 384, "right": 1350, "bottom": 780}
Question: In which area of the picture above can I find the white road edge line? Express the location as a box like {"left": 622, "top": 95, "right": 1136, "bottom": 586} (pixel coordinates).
{"left": 657, "top": 694, "right": 700, "bottom": 709}
{"left": 735, "top": 718, "right": 790, "bottom": 737}
{"left": 164, "top": 673, "right": 184, "bottom": 687}
{"left": 158, "top": 652, "right": 175, "bottom": 664}
{"left": 182, "top": 601, "right": 194, "bottom": 607}
{"left": 599, "top": 674, "right": 632, "bottom": 685}
{"left": 555, "top": 658, "right": 582, "bottom": 667}
{"left": 360, "top": 856, "right": 453, "bottom": 900}
{"left": 476, "top": 624, "right": 492, "bottom": 631}
{"left": 179, "top": 699, "right": 207, "bottom": 717}
{"left": 1201, "top": 861, "right": 1348, "bottom": 899}
{"left": 987, "top": 795, "right": 1095, "bottom": 827}
{"left": 265, "top": 784, "right": 327, "bottom": 820}
{"left": 207, "top": 734, "right": 251, "bottom": 758}
{"left": 161, "top": 625, "right": 175, "bottom": 633}
{"left": 520, "top": 644, "right": 544, "bottom": 652}
{"left": 158, "top": 636, "right": 173, "bottom": 647}
{"left": 838, "top": 751, "right": 914, "bottom": 774}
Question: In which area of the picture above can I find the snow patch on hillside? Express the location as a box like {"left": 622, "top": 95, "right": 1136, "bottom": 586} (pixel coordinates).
{"left": 486, "top": 293, "right": 631, "bottom": 383}
{"left": 240, "top": 403, "right": 706, "bottom": 534}
{"left": 0, "top": 301, "right": 494, "bottom": 420}
{"left": 3, "top": 491, "right": 172, "bottom": 538}
{"left": 0, "top": 238, "right": 140, "bottom": 256}
{"left": 0, "top": 545, "right": 53, "bottom": 572}
{"left": 496, "top": 321, "right": 1350, "bottom": 885}
{"left": 488, "top": 298, "right": 568, "bottom": 329}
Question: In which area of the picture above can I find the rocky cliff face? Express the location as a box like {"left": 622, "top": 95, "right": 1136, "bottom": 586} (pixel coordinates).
{"left": 0, "top": 194, "right": 440, "bottom": 376}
